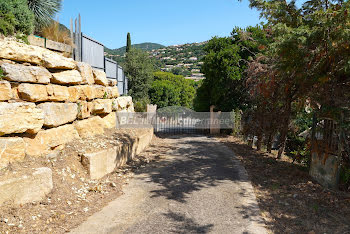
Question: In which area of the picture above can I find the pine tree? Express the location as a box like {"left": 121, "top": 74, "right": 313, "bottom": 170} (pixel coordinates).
{"left": 126, "top": 32, "right": 131, "bottom": 53}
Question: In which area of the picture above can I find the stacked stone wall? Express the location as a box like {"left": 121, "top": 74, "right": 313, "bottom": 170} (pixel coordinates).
{"left": 0, "top": 39, "right": 134, "bottom": 169}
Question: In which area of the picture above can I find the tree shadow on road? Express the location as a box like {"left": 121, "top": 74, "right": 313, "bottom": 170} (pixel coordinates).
{"left": 163, "top": 211, "right": 214, "bottom": 233}
{"left": 135, "top": 134, "right": 246, "bottom": 203}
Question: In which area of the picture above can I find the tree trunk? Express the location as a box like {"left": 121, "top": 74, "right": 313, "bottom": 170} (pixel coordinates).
{"left": 247, "top": 136, "right": 253, "bottom": 148}
{"left": 266, "top": 133, "right": 273, "bottom": 153}
{"left": 277, "top": 97, "right": 292, "bottom": 159}
{"left": 277, "top": 133, "right": 287, "bottom": 159}
{"left": 257, "top": 132, "right": 263, "bottom": 151}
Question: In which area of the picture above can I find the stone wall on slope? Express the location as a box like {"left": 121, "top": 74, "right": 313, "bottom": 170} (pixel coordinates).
{"left": 0, "top": 39, "right": 134, "bottom": 169}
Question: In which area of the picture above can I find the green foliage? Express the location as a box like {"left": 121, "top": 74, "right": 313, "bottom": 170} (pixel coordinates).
{"left": 242, "top": 0, "right": 350, "bottom": 160}
{"left": 231, "top": 109, "right": 242, "bottom": 136}
{"left": 0, "top": 67, "right": 4, "bottom": 80}
{"left": 27, "top": 0, "right": 62, "bottom": 30}
{"left": 340, "top": 166, "right": 350, "bottom": 187}
{"left": 0, "top": 0, "right": 35, "bottom": 35}
{"left": 77, "top": 102, "right": 81, "bottom": 115}
{"left": 134, "top": 97, "right": 149, "bottom": 112}
{"left": 149, "top": 72, "right": 196, "bottom": 109}
{"left": 15, "top": 33, "right": 29, "bottom": 44}
{"left": 0, "top": 11, "right": 16, "bottom": 36}
{"left": 150, "top": 79, "right": 180, "bottom": 108}
{"left": 170, "top": 67, "right": 191, "bottom": 77}
{"left": 126, "top": 32, "right": 131, "bottom": 53}
{"left": 194, "top": 26, "right": 267, "bottom": 112}
{"left": 124, "top": 48, "right": 155, "bottom": 101}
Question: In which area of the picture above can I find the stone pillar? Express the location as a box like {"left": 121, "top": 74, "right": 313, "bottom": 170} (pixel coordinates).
{"left": 210, "top": 105, "right": 221, "bottom": 134}
{"left": 147, "top": 104, "right": 157, "bottom": 125}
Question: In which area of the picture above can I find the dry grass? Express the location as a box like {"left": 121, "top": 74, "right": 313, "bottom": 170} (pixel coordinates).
{"left": 40, "top": 21, "right": 72, "bottom": 45}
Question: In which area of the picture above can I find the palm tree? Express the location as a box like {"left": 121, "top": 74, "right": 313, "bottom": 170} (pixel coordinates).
{"left": 27, "top": 0, "right": 62, "bottom": 29}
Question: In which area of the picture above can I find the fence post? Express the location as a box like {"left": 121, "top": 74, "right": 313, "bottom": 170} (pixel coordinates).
{"left": 70, "top": 18, "right": 74, "bottom": 59}
{"left": 78, "top": 14, "right": 82, "bottom": 62}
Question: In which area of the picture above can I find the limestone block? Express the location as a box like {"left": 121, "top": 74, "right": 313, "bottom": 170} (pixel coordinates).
{"left": 10, "top": 83, "right": 19, "bottom": 100}
{"left": 108, "top": 78, "right": 117, "bottom": 87}
{"left": 79, "top": 85, "right": 95, "bottom": 100}
{"left": 37, "top": 103, "right": 78, "bottom": 127}
{"left": 81, "top": 147, "right": 118, "bottom": 180}
{"left": 127, "top": 102, "right": 135, "bottom": 112}
{"left": 310, "top": 152, "right": 340, "bottom": 189}
{"left": 87, "top": 102, "right": 94, "bottom": 114}
{"left": 0, "top": 102, "right": 44, "bottom": 136}
{"left": 93, "top": 69, "right": 108, "bottom": 86}
{"left": 0, "top": 137, "right": 26, "bottom": 169}
{"left": 76, "top": 62, "right": 94, "bottom": 85}
{"left": 112, "top": 99, "right": 118, "bottom": 111}
{"left": 24, "top": 124, "right": 80, "bottom": 157}
{"left": 94, "top": 85, "right": 108, "bottom": 99}
{"left": 0, "top": 40, "right": 75, "bottom": 69}
{"left": 135, "top": 128, "right": 154, "bottom": 155}
{"left": 47, "top": 84, "right": 69, "bottom": 102}
{"left": 0, "top": 167, "right": 53, "bottom": 205}
{"left": 116, "top": 96, "right": 133, "bottom": 110}
{"left": 28, "top": 35, "right": 45, "bottom": 47}
{"left": 102, "top": 112, "right": 116, "bottom": 129}
{"left": 51, "top": 70, "right": 82, "bottom": 85}
{"left": 46, "top": 39, "right": 72, "bottom": 53}
{"left": 92, "top": 99, "right": 112, "bottom": 114}
{"left": 77, "top": 101, "right": 91, "bottom": 119}
{"left": 1, "top": 63, "right": 51, "bottom": 84}
{"left": 0, "top": 81, "right": 12, "bottom": 101}
{"left": 18, "top": 83, "right": 48, "bottom": 102}
{"left": 42, "top": 51, "right": 76, "bottom": 69}
{"left": 74, "top": 116, "right": 106, "bottom": 138}
{"left": 0, "top": 40, "right": 42, "bottom": 65}
{"left": 107, "top": 86, "right": 120, "bottom": 98}
{"left": 68, "top": 86, "right": 81, "bottom": 102}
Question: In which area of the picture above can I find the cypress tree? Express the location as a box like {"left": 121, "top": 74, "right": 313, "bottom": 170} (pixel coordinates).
{"left": 126, "top": 32, "right": 131, "bottom": 53}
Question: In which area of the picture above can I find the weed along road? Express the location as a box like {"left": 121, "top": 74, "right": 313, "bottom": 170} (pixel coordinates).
{"left": 71, "top": 136, "right": 267, "bottom": 234}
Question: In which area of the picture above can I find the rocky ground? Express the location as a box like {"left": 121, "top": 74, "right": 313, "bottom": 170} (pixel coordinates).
{"left": 0, "top": 129, "right": 161, "bottom": 234}
{"left": 219, "top": 136, "right": 350, "bottom": 234}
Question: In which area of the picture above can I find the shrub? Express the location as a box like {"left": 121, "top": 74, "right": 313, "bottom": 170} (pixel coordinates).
{"left": 40, "top": 20, "right": 72, "bottom": 45}
{"left": 0, "top": 11, "right": 16, "bottom": 36}
{"left": 150, "top": 72, "right": 196, "bottom": 109}
{"left": 0, "top": 0, "right": 35, "bottom": 35}
{"left": 15, "top": 33, "right": 29, "bottom": 44}
{"left": 0, "top": 67, "right": 4, "bottom": 80}
{"left": 134, "top": 97, "right": 149, "bottom": 112}
{"left": 27, "top": 0, "right": 62, "bottom": 30}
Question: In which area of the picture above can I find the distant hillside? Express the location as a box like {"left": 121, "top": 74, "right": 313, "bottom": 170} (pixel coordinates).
{"left": 105, "top": 41, "right": 207, "bottom": 81}
{"left": 105, "top": 43, "right": 165, "bottom": 56}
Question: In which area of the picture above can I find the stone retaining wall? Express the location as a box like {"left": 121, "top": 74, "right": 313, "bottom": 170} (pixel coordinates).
{"left": 0, "top": 39, "right": 134, "bottom": 169}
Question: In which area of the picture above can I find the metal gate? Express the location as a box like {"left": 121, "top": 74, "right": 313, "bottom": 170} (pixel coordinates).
{"left": 153, "top": 107, "right": 210, "bottom": 134}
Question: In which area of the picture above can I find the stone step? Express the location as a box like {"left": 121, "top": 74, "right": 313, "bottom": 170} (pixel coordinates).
{"left": 81, "top": 128, "right": 153, "bottom": 180}
{"left": 0, "top": 167, "right": 53, "bottom": 206}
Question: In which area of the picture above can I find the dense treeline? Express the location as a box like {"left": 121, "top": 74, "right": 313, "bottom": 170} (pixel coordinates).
{"left": 242, "top": 0, "right": 350, "bottom": 160}
{"left": 194, "top": 1, "right": 350, "bottom": 187}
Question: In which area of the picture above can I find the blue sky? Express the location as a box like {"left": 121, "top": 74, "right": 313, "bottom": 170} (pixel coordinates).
{"left": 59, "top": 0, "right": 262, "bottom": 49}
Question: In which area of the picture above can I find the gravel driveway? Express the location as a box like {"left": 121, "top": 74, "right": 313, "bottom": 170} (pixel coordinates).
{"left": 71, "top": 135, "right": 267, "bottom": 234}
